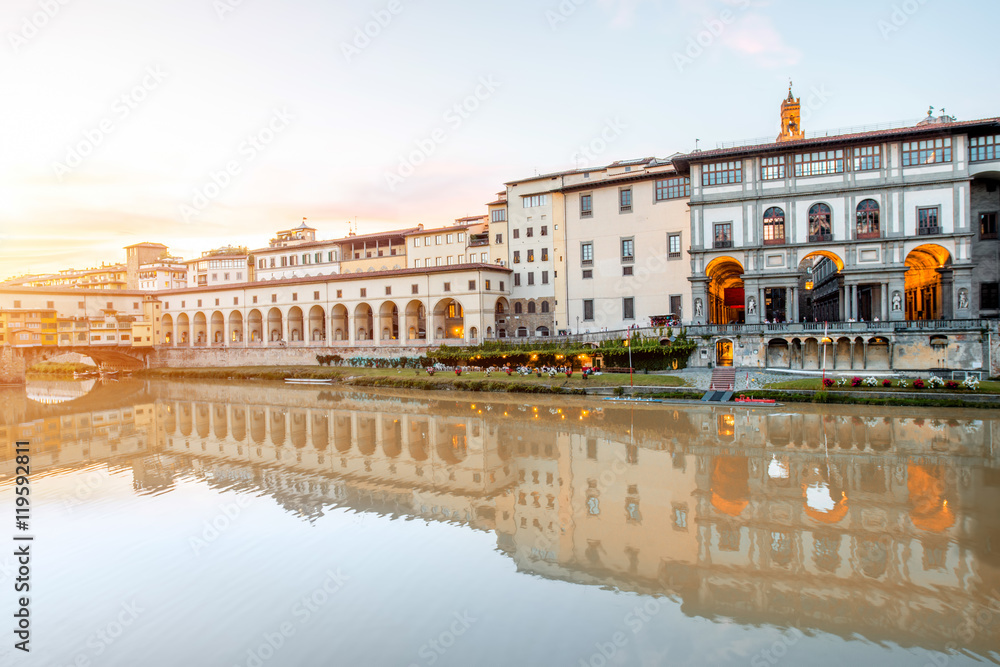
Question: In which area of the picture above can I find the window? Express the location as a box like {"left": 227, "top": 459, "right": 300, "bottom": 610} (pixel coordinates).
{"left": 526, "top": 227, "right": 534, "bottom": 238}
{"left": 197, "top": 299, "right": 203, "bottom": 307}
{"left": 215, "top": 298, "right": 220, "bottom": 306}
{"left": 234, "top": 297, "right": 239, "bottom": 305}
{"left": 385, "top": 286, "right": 392, "bottom": 296}
{"left": 336, "top": 290, "right": 342, "bottom": 298}
{"left": 435, "top": 235, "right": 442, "bottom": 245}
{"left": 623, "top": 266, "right": 633, "bottom": 276}
{"left": 291, "top": 293, "right": 297, "bottom": 302}
{"left": 621, "top": 238, "right": 635, "bottom": 263}
{"left": 541, "top": 248, "right": 548, "bottom": 261}
{"left": 981, "top": 282, "right": 999, "bottom": 310}
{"left": 514, "top": 274, "right": 521, "bottom": 287}
{"left": 619, "top": 188, "right": 632, "bottom": 213}
{"left": 78, "top": 301, "right": 85, "bottom": 309}
{"left": 446, "top": 256, "right": 454, "bottom": 265}
{"left": 581, "top": 242, "right": 594, "bottom": 266}
{"left": 540, "top": 225, "right": 548, "bottom": 236}
{"left": 411, "top": 284, "right": 419, "bottom": 294}
{"left": 360, "top": 288, "right": 367, "bottom": 297}
{"left": 269, "top": 258, "right": 276, "bottom": 268}
{"left": 522, "top": 194, "right": 548, "bottom": 207}
{"left": 446, "top": 234, "right": 454, "bottom": 243}
{"left": 485, "top": 280, "right": 491, "bottom": 290}
{"left": 468, "top": 280, "right": 476, "bottom": 291}
{"left": 583, "top": 300, "right": 594, "bottom": 321}
{"left": 668, "top": 233, "right": 682, "bottom": 259}
{"left": 443, "top": 282, "right": 451, "bottom": 292}
{"left": 981, "top": 212, "right": 998, "bottom": 240}
{"left": 623, "top": 297, "right": 635, "bottom": 320}
{"left": 918, "top": 207, "right": 940, "bottom": 235}
{"left": 763, "top": 207, "right": 785, "bottom": 245}
{"left": 499, "top": 281, "right": 504, "bottom": 291}
{"left": 525, "top": 249, "right": 534, "bottom": 262}
{"left": 853, "top": 145, "right": 881, "bottom": 171}
{"left": 328, "top": 251, "right": 336, "bottom": 262}
{"left": 808, "top": 203, "right": 832, "bottom": 242}
{"left": 513, "top": 251, "right": 521, "bottom": 264}
{"left": 857, "top": 200, "right": 881, "bottom": 239}
{"left": 527, "top": 302, "right": 536, "bottom": 314}
{"left": 252, "top": 296, "right": 257, "bottom": 304}
{"left": 714, "top": 223, "right": 733, "bottom": 249}
{"left": 655, "top": 176, "right": 690, "bottom": 200}
{"left": 794, "top": 149, "right": 844, "bottom": 177}
{"left": 491, "top": 209, "right": 506, "bottom": 222}
{"left": 903, "top": 137, "right": 952, "bottom": 166}
{"left": 702, "top": 160, "right": 742, "bottom": 186}
{"left": 495, "top": 233, "right": 503, "bottom": 244}
{"left": 481, "top": 252, "right": 488, "bottom": 262}
{"left": 541, "top": 271, "right": 549, "bottom": 284}
{"left": 582, "top": 269, "right": 593, "bottom": 279}
{"left": 761, "top": 156, "right": 786, "bottom": 180}
{"left": 527, "top": 272, "right": 535, "bottom": 286}
{"left": 580, "top": 194, "right": 593, "bottom": 217}
{"left": 970, "top": 135, "right": 999, "bottom": 162}
{"left": 514, "top": 303, "right": 523, "bottom": 314}
{"left": 315, "top": 252, "right": 322, "bottom": 263}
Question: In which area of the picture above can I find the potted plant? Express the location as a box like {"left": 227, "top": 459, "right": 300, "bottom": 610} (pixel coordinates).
{"left": 426, "top": 367, "right": 435, "bottom": 376}
{"left": 455, "top": 368, "right": 462, "bottom": 376}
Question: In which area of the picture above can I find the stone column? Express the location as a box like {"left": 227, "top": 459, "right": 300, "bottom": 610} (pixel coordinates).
{"left": 939, "top": 269, "right": 954, "bottom": 320}
{"left": 790, "top": 287, "right": 798, "bottom": 323}
{"left": 849, "top": 284, "right": 857, "bottom": 320}
{"left": 881, "top": 283, "right": 889, "bottom": 321}
{"left": 759, "top": 286, "right": 766, "bottom": 323}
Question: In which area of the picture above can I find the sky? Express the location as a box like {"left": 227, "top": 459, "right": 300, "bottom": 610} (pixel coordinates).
{"left": 1, "top": 0, "right": 998, "bottom": 280}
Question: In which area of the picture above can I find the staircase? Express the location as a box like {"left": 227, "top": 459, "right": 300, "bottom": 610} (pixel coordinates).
{"left": 709, "top": 367, "right": 736, "bottom": 391}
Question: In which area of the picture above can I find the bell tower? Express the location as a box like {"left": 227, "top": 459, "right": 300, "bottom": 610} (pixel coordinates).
{"left": 778, "top": 81, "right": 804, "bottom": 142}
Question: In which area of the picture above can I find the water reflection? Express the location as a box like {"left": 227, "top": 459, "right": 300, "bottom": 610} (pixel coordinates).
{"left": 1, "top": 380, "right": 999, "bottom": 661}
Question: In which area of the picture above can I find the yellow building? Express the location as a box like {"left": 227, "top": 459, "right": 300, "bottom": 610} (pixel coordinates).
{"left": 0, "top": 308, "right": 58, "bottom": 347}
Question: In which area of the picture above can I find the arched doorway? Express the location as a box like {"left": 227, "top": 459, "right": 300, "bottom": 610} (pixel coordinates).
{"left": 330, "top": 304, "right": 349, "bottom": 341}
{"left": 308, "top": 305, "right": 326, "bottom": 342}
{"left": 162, "top": 314, "right": 174, "bottom": 345}
{"left": 267, "top": 308, "right": 283, "bottom": 342}
{"left": 705, "top": 257, "right": 744, "bottom": 324}
{"left": 494, "top": 298, "right": 510, "bottom": 338}
{"left": 354, "top": 303, "right": 373, "bottom": 340}
{"left": 228, "top": 311, "right": 244, "bottom": 343}
{"left": 247, "top": 309, "right": 263, "bottom": 342}
{"left": 176, "top": 313, "right": 190, "bottom": 345}
{"left": 379, "top": 301, "right": 399, "bottom": 340}
{"left": 797, "top": 251, "right": 844, "bottom": 323}
{"left": 433, "top": 299, "right": 464, "bottom": 340}
{"left": 715, "top": 339, "right": 733, "bottom": 366}
{"left": 404, "top": 300, "right": 426, "bottom": 340}
{"left": 905, "top": 245, "right": 951, "bottom": 320}
{"left": 193, "top": 312, "right": 207, "bottom": 343}
{"left": 287, "top": 306, "right": 304, "bottom": 342}
{"left": 210, "top": 311, "right": 225, "bottom": 344}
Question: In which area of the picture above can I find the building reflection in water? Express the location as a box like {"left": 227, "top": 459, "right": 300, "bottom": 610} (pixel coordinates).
{"left": 1, "top": 380, "right": 999, "bottom": 657}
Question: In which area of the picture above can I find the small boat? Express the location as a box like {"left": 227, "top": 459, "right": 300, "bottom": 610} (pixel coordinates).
{"left": 284, "top": 378, "right": 335, "bottom": 385}
{"left": 602, "top": 397, "right": 664, "bottom": 404}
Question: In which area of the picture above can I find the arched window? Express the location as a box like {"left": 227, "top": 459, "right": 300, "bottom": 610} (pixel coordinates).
{"left": 856, "top": 199, "right": 880, "bottom": 239}
{"left": 514, "top": 303, "right": 523, "bottom": 314}
{"left": 808, "top": 203, "right": 832, "bottom": 242}
{"left": 763, "top": 207, "right": 785, "bottom": 245}
{"left": 527, "top": 302, "right": 536, "bottom": 314}
{"left": 540, "top": 301, "right": 550, "bottom": 313}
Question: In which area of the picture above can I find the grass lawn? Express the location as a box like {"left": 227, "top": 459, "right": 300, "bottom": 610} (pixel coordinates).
{"left": 765, "top": 377, "right": 1000, "bottom": 393}
{"left": 139, "top": 365, "right": 688, "bottom": 388}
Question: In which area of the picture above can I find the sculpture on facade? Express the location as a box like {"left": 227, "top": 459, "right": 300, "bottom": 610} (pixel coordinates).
{"left": 694, "top": 298, "right": 703, "bottom": 318}
{"left": 747, "top": 297, "right": 756, "bottom": 315}
{"left": 892, "top": 292, "right": 902, "bottom": 312}
{"left": 958, "top": 289, "right": 969, "bottom": 310}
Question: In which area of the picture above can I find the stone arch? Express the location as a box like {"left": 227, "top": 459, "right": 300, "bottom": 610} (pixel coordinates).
{"left": 834, "top": 337, "right": 852, "bottom": 370}
{"left": 247, "top": 309, "right": 263, "bottom": 342}
{"left": 308, "top": 305, "right": 326, "bottom": 342}
{"left": 330, "top": 304, "right": 349, "bottom": 341}
{"left": 287, "top": 306, "right": 304, "bottom": 342}
{"left": 379, "top": 301, "right": 399, "bottom": 340}
{"left": 905, "top": 244, "right": 951, "bottom": 321}
{"left": 193, "top": 312, "right": 207, "bottom": 344}
{"left": 250, "top": 409, "right": 266, "bottom": 444}
{"left": 210, "top": 311, "right": 225, "bottom": 344}
{"left": 404, "top": 300, "right": 426, "bottom": 340}
{"left": 494, "top": 297, "right": 510, "bottom": 338}
{"left": 354, "top": 303, "right": 373, "bottom": 340}
{"left": 766, "top": 338, "right": 789, "bottom": 368}
{"left": 432, "top": 298, "right": 465, "bottom": 340}
{"left": 177, "top": 313, "right": 190, "bottom": 345}
{"left": 162, "top": 313, "right": 174, "bottom": 345}
{"left": 311, "top": 414, "right": 329, "bottom": 451}
{"left": 267, "top": 308, "right": 283, "bottom": 342}
{"left": 704, "top": 256, "right": 744, "bottom": 324}
{"left": 228, "top": 310, "right": 244, "bottom": 343}
{"left": 867, "top": 337, "right": 890, "bottom": 370}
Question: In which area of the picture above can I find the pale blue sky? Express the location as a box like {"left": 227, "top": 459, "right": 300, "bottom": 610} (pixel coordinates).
{"left": 1, "top": 0, "right": 997, "bottom": 278}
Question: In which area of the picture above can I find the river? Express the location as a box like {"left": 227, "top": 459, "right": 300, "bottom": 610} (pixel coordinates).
{"left": 1, "top": 378, "right": 999, "bottom": 666}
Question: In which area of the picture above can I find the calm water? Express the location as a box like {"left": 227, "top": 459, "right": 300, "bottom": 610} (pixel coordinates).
{"left": 1, "top": 379, "right": 999, "bottom": 667}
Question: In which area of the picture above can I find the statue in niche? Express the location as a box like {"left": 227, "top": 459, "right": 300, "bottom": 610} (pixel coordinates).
{"left": 747, "top": 297, "right": 756, "bottom": 315}
{"left": 958, "top": 289, "right": 969, "bottom": 310}
{"left": 892, "top": 292, "right": 902, "bottom": 312}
